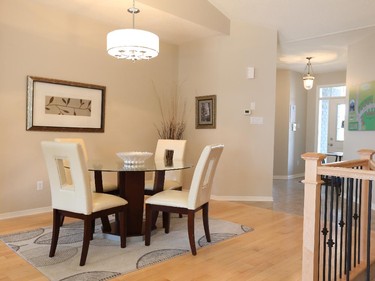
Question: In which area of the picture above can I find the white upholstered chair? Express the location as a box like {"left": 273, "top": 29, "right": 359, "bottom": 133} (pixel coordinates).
{"left": 144, "top": 139, "right": 187, "bottom": 196}
{"left": 144, "top": 144, "right": 224, "bottom": 255}
{"left": 54, "top": 138, "right": 118, "bottom": 193}
{"left": 41, "top": 141, "right": 127, "bottom": 266}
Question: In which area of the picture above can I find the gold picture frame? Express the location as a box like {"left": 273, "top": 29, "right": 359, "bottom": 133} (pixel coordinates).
{"left": 195, "top": 95, "right": 216, "bottom": 129}
{"left": 26, "top": 76, "right": 105, "bottom": 132}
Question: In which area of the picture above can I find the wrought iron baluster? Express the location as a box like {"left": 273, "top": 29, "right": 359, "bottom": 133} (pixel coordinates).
{"left": 322, "top": 179, "right": 330, "bottom": 280}
{"left": 327, "top": 179, "right": 335, "bottom": 280}
{"left": 339, "top": 177, "right": 345, "bottom": 278}
{"left": 345, "top": 178, "right": 354, "bottom": 281}
{"left": 344, "top": 178, "right": 349, "bottom": 275}
{"left": 357, "top": 166, "right": 363, "bottom": 265}
{"left": 366, "top": 181, "right": 372, "bottom": 279}
{"left": 334, "top": 177, "right": 341, "bottom": 280}
{"left": 353, "top": 176, "right": 359, "bottom": 267}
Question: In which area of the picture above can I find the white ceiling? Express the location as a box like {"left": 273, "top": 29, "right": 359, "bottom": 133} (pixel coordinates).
{"left": 209, "top": 0, "right": 375, "bottom": 73}
{"left": 34, "top": 0, "right": 375, "bottom": 74}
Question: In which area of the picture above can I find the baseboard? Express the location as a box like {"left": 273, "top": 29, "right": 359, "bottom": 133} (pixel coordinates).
{"left": 273, "top": 173, "right": 305, "bottom": 180}
{"left": 0, "top": 206, "right": 52, "bottom": 220}
{"left": 211, "top": 195, "right": 273, "bottom": 202}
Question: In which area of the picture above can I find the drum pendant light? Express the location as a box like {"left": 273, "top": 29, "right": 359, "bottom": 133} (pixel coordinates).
{"left": 107, "top": 0, "right": 159, "bottom": 61}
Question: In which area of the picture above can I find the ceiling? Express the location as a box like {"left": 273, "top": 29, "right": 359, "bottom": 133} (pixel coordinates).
{"left": 34, "top": 0, "right": 375, "bottom": 74}
{"left": 209, "top": 0, "right": 375, "bottom": 74}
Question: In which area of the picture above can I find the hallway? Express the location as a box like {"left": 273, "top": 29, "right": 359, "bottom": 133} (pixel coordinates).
{"left": 241, "top": 177, "right": 304, "bottom": 216}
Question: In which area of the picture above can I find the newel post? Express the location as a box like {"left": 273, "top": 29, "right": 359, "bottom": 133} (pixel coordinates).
{"left": 301, "top": 152, "right": 326, "bottom": 281}
{"left": 357, "top": 149, "right": 375, "bottom": 262}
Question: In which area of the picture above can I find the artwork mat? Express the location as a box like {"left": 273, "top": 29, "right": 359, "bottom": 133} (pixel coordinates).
{"left": 195, "top": 95, "right": 216, "bottom": 129}
{"left": 27, "top": 76, "right": 105, "bottom": 132}
{"left": 348, "top": 80, "right": 375, "bottom": 131}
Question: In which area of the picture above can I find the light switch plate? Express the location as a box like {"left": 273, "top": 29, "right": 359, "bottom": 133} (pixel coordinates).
{"left": 250, "top": 117, "right": 263, "bottom": 124}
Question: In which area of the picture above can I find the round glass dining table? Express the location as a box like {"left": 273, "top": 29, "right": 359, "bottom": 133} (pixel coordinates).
{"left": 87, "top": 158, "right": 192, "bottom": 236}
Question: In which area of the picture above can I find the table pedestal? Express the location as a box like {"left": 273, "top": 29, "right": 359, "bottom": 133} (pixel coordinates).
{"left": 94, "top": 170, "right": 163, "bottom": 236}
{"left": 118, "top": 171, "right": 145, "bottom": 236}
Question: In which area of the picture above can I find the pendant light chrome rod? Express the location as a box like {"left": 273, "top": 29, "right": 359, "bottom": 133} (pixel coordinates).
{"left": 127, "top": 0, "right": 140, "bottom": 29}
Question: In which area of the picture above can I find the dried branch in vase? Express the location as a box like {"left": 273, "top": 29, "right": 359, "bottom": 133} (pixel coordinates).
{"left": 153, "top": 82, "right": 186, "bottom": 140}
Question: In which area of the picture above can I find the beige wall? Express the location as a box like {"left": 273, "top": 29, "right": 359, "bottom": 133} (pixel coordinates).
{"left": 0, "top": 0, "right": 179, "bottom": 215}
{"left": 178, "top": 21, "right": 277, "bottom": 200}
{"left": 288, "top": 71, "right": 307, "bottom": 175}
{"left": 274, "top": 70, "right": 290, "bottom": 176}
{"left": 345, "top": 34, "right": 375, "bottom": 160}
{"left": 274, "top": 70, "right": 307, "bottom": 178}
{"left": 0, "top": 1, "right": 280, "bottom": 216}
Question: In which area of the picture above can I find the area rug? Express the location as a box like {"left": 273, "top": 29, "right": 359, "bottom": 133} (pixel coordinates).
{"left": 0, "top": 215, "right": 253, "bottom": 281}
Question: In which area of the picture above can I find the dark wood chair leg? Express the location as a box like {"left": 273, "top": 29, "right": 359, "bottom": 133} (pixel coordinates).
{"left": 59, "top": 215, "right": 65, "bottom": 226}
{"left": 100, "top": 215, "right": 111, "bottom": 233}
{"left": 90, "top": 219, "right": 95, "bottom": 240}
{"left": 202, "top": 203, "right": 211, "bottom": 242}
{"left": 187, "top": 210, "right": 197, "bottom": 255}
{"left": 80, "top": 217, "right": 92, "bottom": 266}
{"left": 177, "top": 187, "right": 183, "bottom": 218}
{"left": 162, "top": 212, "right": 170, "bottom": 233}
{"left": 151, "top": 210, "right": 159, "bottom": 230}
{"left": 49, "top": 209, "right": 61, "bottom": 257}
{"left": 119, "top": 207, "right": 126, "bottom": 248}
{"left": 145, "top": 204, "right": 152, "bottom": 246}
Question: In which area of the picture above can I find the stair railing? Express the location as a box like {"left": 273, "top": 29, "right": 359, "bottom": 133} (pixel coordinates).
{"left": 302, "top": 149, "right": 375, "bottom": 281}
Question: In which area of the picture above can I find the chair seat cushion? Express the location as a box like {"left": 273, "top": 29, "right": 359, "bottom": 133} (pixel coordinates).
{"left": 144, "top": 179, "right": 182, "bottom": 191}
{"left": 92, "top": 193, "right": 127, "bottom": 212}
{"left": 145, "top": 190, "right": 189, "bottom": 208}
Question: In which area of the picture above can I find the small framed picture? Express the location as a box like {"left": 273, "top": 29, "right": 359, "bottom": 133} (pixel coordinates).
{"left": 195, "top": 95, "right": 216, "bottom": 129}
{"left": 26, "top": 76, "right": 105, "bottom": 132}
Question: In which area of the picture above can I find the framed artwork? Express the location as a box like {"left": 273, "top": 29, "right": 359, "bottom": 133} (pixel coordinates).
{"left": 195, "top": 95, "right": 216, "bottom": 129}
{"left": 26, "top": 76, "right": 105, "bottom": 132}
{"left": 348, "top": 80, "right": 375, "bottom": 131}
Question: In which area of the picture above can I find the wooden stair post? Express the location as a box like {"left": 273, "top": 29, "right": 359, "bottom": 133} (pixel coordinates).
{"left": 301, "top": 152, "right": 326, "bottom": 281}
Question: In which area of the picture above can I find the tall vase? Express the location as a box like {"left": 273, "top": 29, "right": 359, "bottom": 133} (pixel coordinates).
{"left": 164, "top": 149, "right": 174, "bottom": 166}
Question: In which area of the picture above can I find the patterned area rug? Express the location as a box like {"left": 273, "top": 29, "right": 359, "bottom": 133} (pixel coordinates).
{"left": 0, "top": 215, "right": 252, "bottom": 281}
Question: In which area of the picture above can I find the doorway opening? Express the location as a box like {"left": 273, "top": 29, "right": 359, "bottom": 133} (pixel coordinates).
{"left": 317, "top": 85, "right": 346, "bottom": 156}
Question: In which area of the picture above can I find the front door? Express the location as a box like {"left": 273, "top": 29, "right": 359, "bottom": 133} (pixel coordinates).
{"left": 317, "top": 85, "right": 346, "bottom": 157}
{"left": 327, "top": 99, "right": 345, "bottom": 153}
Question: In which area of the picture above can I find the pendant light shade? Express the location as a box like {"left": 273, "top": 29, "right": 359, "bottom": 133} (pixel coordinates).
{"left": 303, "top": 74, "right": 314, "bottom": 90}
{"left": 107, "top": 29, "right": 159, "bottom": 60}
{"left": 106, "top": 0, "right": 159, "bottom": 61}
{"left": 303, "top": 57, "right": 315, "bottom": 90}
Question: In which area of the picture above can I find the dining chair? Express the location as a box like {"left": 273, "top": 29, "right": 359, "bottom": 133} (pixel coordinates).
{"left": 144, "top": 144, "right": 224, "bottom": 255}
{"left": 41, "top": 141, "right": 128, "bottom": 266}
{"left": 54, "top": 138, "right": 118, "bottom": 193}
{"left": 144, "top": 139, "right": 187, "bottom": 196}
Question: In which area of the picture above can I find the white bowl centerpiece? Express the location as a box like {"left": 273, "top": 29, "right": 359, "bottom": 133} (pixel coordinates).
{"left": 116, "top": 151, "right": 153, "bottom": 165}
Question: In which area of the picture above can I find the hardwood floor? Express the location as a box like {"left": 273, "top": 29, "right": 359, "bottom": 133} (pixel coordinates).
{"left": 0, "top": 198, "right": 304, "bottom": 281}
{"left": 118, "top": 200, "right": 303, "bottom": 281}
{"left": 2, "top": 177, "right": 374, "bottom": 280}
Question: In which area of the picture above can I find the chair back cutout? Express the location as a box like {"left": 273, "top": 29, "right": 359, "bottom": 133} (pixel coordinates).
{"left": 188, "top": 144, "right": 224, "bottom": 209}
{"left": 41, "top": 141, "right": 93, "bottom": 215}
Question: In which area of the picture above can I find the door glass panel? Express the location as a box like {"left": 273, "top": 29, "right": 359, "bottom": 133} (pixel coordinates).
{"left": 336, "top": 104, "right": 346, "bottom": 141}
{"left": 318, "top": 100, "right": 329, "bottom": 153}
{"left": 320, "top": 86, "right": 346, "bottom": 98}
{"left": 317, "top": 85, "right": 346, "bottom": 154}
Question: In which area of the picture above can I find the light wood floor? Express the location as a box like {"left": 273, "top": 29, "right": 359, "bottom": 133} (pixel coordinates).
{"left": 0, "top": 200, "right": 303, "bottom": 281}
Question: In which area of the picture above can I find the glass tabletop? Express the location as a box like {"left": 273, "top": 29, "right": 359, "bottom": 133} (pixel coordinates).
{"left": 87, "top": 158, "right": 192, "bottom": 172}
